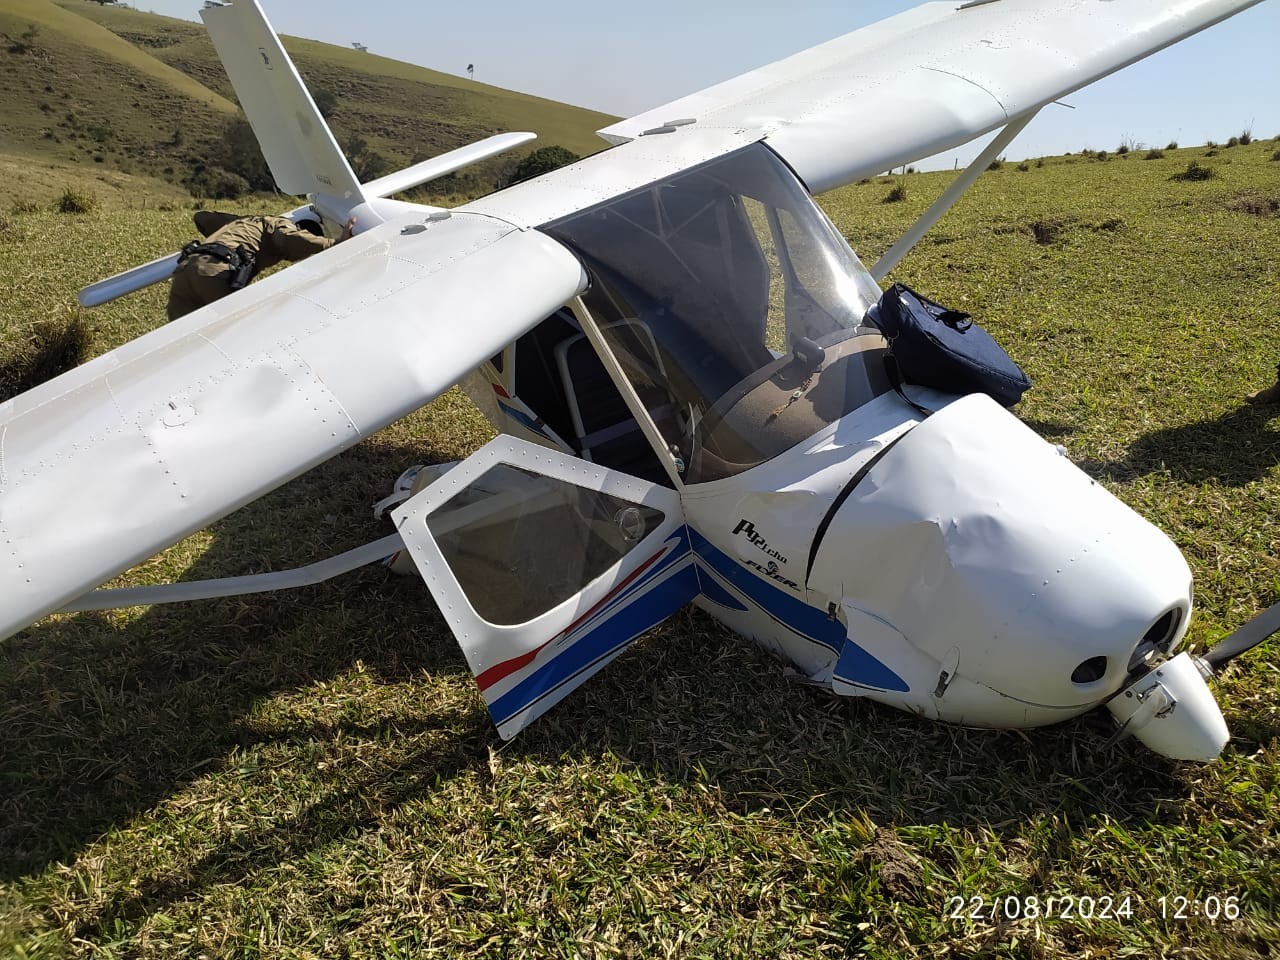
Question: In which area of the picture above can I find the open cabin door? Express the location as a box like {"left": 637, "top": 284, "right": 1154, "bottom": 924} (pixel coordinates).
{"left": 393, "top": 436, "right": 696, "bottom": 739}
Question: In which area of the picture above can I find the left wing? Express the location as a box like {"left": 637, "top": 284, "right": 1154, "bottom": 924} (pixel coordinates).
{"left": 0, "top": 213, "right": 585, "bottom": 640}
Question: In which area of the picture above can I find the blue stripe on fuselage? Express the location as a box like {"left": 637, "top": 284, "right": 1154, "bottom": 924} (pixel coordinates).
{"left": 488, "top": 529, "right": 698, "bottom": 727}
{"left": 688, "top": 528, "right": 908, "bottom": 693}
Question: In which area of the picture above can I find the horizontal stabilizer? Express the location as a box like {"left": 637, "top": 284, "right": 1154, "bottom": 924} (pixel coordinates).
{"left": 363, "top": 133, "right": 538, "bottom": 199}
{"left": 77, "top": 205, "right": 316, "bottom": 308}
{"left": 78, "top": 252, "right": 180, "bottom": 308}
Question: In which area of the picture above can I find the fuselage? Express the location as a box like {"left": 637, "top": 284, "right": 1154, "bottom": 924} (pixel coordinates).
{"left": 453, "top": 143, "right": 1197, "bottom": 734}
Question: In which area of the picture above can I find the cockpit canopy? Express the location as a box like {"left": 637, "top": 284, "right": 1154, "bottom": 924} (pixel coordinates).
{"left": 544, "top": 144, "right": 891, "bottom": 483}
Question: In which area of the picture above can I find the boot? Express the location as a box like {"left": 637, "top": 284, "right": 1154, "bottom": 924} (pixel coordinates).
{"left": 1247, "top": 381, "right": 1280, "bottom": 405}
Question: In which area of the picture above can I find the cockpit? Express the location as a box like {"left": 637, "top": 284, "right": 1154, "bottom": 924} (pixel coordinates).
{"left": 517, "top": 144, "right": 893, "bottom": 484}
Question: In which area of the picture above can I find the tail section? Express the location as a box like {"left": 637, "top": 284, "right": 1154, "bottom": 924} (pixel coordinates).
{"left": 79, "top": 0, "right": 539, "bottom": 308}
{"left": 200, "top": 0, "right": 367, "bottom": 213}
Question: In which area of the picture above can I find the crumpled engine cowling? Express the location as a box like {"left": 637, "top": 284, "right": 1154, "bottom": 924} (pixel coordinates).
{"left": 808, "top": 394, "right": 1192, "bottom": 724}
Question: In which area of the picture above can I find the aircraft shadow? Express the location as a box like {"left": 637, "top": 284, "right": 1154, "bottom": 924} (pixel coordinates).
{"left": 1081, "top": 402, "right": 1280, "bottom": 486}
{"left": 1, "top": 432, "right": 1212, "bottom": 932}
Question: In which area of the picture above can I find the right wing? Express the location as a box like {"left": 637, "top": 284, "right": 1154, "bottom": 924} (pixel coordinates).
{"left": 0, "top": 213, "right": 585, "bottom": 640}
{"left": 597, "top": 0, "right": 1266, "bottom": 194}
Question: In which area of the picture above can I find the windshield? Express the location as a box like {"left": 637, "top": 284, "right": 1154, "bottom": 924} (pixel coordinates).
{"left": 543, "top": 144, "right": 890, "bottom": 483}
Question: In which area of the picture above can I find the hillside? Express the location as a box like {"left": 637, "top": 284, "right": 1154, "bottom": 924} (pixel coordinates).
{"left": 0, "top": 0, "right": 616, "bottom": 200}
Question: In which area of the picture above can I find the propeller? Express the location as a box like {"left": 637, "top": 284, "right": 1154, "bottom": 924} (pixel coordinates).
{"left": 1200, "top": 600, "right": 1280, "bottom": 672}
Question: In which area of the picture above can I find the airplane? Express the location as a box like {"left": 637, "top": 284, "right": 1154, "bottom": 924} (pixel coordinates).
{"left": 1, "top": 0, "right": 1274, "bottom": 763}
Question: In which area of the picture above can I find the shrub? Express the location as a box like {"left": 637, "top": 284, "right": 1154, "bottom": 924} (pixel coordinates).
{"left": 57, "top": 187, "right": 97, "bottom": 213}
{"left": 505, "top": 145, "right": 581, "bottom": 186}
{"left": 986, "top": 159, "right": 1003, "bottom": 171}
{"left": 1035, "top": 158, "right": 1044, "bottom": 168}
{"left": 1016, "top": 161, "right": 1030, "bottom": 172}
{"left": 1165, "top": 141, "right": 1178, "bottom": 150}
{"left": 185, "top": 166, "right": 250, "bottom": 200}
{"left": 1226, "top": 136, "right": 1240, "bottom": 148}
{"left": 883, "top": 180, "right": 909, "bottom": 203}
{"left": 1116, "top": 143, "right": 1130, "bottom": 155}
{"left": 1206, "top": 139, "right": 1218, "bottom": 148}
{"left": 1095, "top": 150, "right": 1109, "bottom": 161}
{"left": 1271, "top": 150, "right": 1280, "bottom": 162}
{"left": 1171, "top": 160, "right": 1217, "bottom": 182}
{"left": 1238, "top": 128, "right": 1253, "bottom": 145}
{"left": 1144, "top": 148, "right": 1165, "bottom": 160}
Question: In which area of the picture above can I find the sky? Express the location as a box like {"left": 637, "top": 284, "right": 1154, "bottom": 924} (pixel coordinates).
{"left": 134, "top": 0, "right": 1279, "bottom": 169}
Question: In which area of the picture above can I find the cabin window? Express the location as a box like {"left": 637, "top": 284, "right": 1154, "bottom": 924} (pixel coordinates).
{"left": 425, "top": 463, "right": 665, "bottom": 625}
{"left": 543, "top": 144, "right": 891, "bottom": 483}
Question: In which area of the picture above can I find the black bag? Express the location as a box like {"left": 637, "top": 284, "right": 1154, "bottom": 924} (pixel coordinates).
{"left": 870, "top": 283, "right": 1031, "bottom": 408}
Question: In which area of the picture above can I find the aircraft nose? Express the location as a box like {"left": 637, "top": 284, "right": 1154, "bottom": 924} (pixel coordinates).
{"left": 809, "top": 395, "right": 1193, "bottom": 710}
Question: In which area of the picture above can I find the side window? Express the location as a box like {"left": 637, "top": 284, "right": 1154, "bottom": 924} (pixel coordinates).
{"left": 426, "top": 463, "right": 665, "bottom": 625}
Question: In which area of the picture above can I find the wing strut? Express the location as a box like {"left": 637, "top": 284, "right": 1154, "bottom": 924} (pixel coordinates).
{"left": 870, "top": 111, "right": 1037, "bottom": 282}
{"left": 57, "top": 534, "right": 404, "bottom": 612}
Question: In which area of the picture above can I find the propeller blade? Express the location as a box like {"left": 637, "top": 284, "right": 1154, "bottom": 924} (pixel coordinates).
{"left": 1201, "top": 600, "right": 1280, "bottom": 670}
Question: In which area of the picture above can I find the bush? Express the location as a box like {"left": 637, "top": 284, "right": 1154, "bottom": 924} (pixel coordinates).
{"left": 1035, "top": 158, "right": 1044, "bottom": 168}
{"left": 883, "top": 180, "right": 908, "bottom": 203}
{"left": 1226, "top": 136, "right": 1240, "bottom": 148}
{"left": 1016, "top": 161, "right": 1030, "bottom": 172}
{"left": 57, "top": 187, "right": 97, "bottom": 213}
{"left": 186, "top": 166, "right": 250, "bottom": 200}
{"left": 1238, "top": 128, "right": 1253, "bottom": 145}
{"left": 1144, "top": 149, "right": 1165, "bottom": 160}
{"left": 1271, "top": 150, "right": 1280, "bottom": 162}
{"left": 1171, "top": 160, "right": 1217, "bottom": 182}
{"left": 1095, "top": 150, "right": 1109, "bottom": 162}
{"left": 986, "top": 159, "right": 1003, "bottom": 171}
{"left": 1165, "top": 141, "right": 1178, "bottom": 150}
{"left": 505, "top": 145, "right": 581, "bottom": 186}
{"left": 1116, "top": 143, "right": 1130, "bottom": 155}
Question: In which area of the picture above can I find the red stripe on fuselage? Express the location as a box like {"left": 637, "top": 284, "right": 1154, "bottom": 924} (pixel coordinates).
{"left": 474, "top": 546, "right": 667, "bottom": 691}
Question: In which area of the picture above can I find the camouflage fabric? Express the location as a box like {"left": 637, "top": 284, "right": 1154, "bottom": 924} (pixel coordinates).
{"left": 166, "top": 215, "right": 334, "bottom": 321}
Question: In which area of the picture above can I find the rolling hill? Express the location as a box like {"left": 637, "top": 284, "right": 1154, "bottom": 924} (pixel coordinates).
{"left": 0, "top": 0, "right": 617, "bottom": 202}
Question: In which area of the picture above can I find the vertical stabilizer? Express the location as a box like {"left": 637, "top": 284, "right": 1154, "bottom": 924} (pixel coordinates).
{"left": 201, "top": 0, "right": 366, "bottom": 207}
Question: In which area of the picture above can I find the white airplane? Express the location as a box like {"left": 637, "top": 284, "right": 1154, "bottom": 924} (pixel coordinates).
{"left": 1, "top": 0, "right": 1273, "bottom": 761}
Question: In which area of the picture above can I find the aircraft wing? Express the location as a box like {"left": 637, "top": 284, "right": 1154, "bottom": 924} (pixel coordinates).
{"left": 0, "top": 213, "right": 585, "bottom": 640}
{"left": 597, "top": 0, "right": 1266, "bottom": 194}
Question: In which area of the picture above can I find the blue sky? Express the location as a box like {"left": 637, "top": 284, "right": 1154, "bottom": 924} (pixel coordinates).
{"left": 137, "top": 0, "right": 1278, "bottom": 168}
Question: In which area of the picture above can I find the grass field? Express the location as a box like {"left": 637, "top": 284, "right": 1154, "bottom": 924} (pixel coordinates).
{"left": 1, "top": 138, "right": 1279, "bottom": 958}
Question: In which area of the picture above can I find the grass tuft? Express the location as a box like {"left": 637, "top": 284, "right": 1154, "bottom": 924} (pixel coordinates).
{"left": 1144, "top": 148, "right": 1165, "bottom": 160}
{"left": 883, "top": 180, "right": 909, "bottom": 203}
{"left": 0, "top": 309, "right": 90, "bottom": 400}
{"left": 56, "top": 186, "right": 97, "bottom": 214}
{"left": 1171, "top": 160, "right": 1218, "bottom": 182}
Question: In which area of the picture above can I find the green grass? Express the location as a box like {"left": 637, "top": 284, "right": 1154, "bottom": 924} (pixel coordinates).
{"left": 1, "top": 141, "right": 1279, "bottom": 958}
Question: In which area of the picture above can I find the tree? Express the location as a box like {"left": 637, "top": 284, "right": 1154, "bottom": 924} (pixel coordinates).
{"left": 506, "top": 145, "right": 580, "bottom": 186}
